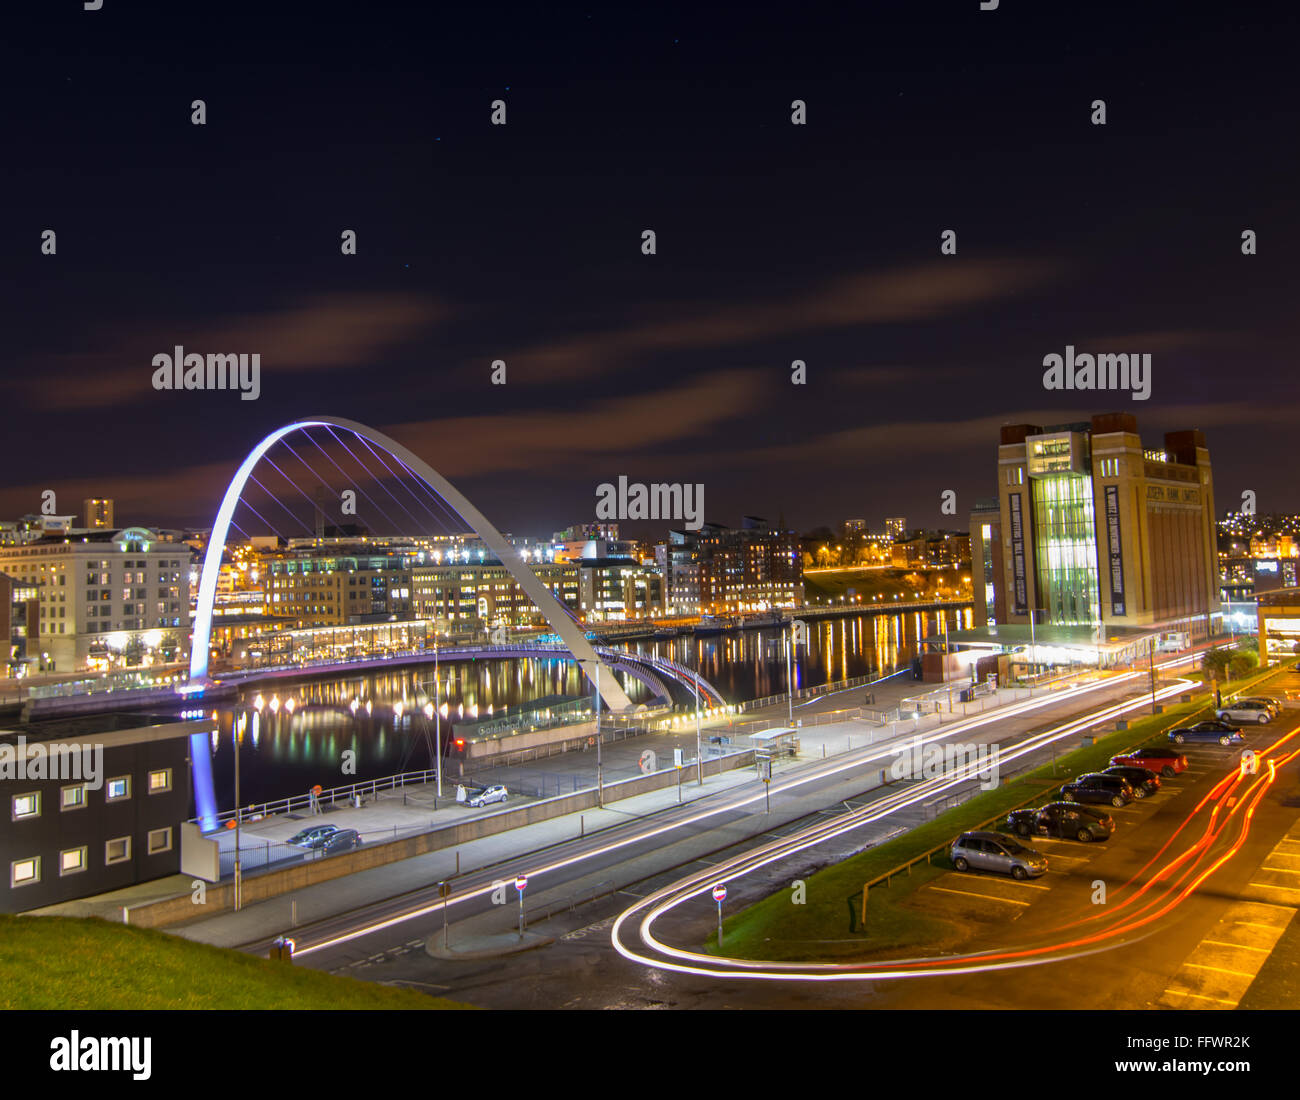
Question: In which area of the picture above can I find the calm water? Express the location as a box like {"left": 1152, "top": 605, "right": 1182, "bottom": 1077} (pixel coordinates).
{"left": 198, "top": 607, "right": 971, "bottom": 811}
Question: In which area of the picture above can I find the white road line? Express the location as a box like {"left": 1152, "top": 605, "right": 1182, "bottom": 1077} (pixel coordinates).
{"left": 1202, "top": 940, "right": 1270, "bottom": 953}
{"left": 926, "top": 886, "right": 1030, "bottom": 906}
{"left": 1163, "top": 988, "right": 1239, "bottom": 1006}
{"left": 1184, "top": 962, "right": 1255, "bottom": 978}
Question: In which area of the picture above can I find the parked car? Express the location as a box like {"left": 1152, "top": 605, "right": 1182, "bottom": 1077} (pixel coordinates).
{"left": 1103, "top": 765, "right": 1160, "bottom": 798}
{"left": 1060, "top": 773, "right": 1135, "bottom": 808}
{"left": 1215, "top": 701, "right": 1271, "bottom": 725}
{"left": 1234, "top": 696, "right": 1280, "bottom": 716}
{"left": 318, "top": 828, "right": 361, "bottom": 853}
{"left": 286, "top": 824, "right": 339, "bottom": 847}
{"left": 468, "top": 783, "right": 509, "bottom": 808}
{"left": 1110, "top": 747, "right": 1187, "bottom": 778}
{"left": 950, "top": 831, "right": 1048, "bottom": 879}
{"left": 1006, "top": 802, "right": 1115, "bottom": 843}
{"left": 1169, "top": 721, "right": 1245, "bottom": 745}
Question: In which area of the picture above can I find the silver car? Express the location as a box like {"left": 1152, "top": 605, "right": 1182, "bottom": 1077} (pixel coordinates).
{"left": 1216, "top": 701, "right": 1271, "bottom": 725}
{"left": 468, "top": 783, "right": 509, "bottom": 808}
{"left": 1235, "top": 696, "right": 1280, "bottom": 716}
{"left": 950, "top": 830, "right": 1048, "bottom": 880}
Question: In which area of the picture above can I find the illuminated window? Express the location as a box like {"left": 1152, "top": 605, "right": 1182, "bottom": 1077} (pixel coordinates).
{"left": 11, "top": 857, "right": 40, "bottom": 887}
{"left": 12, "top": 792, "right": 40, "bottom": 820}
{"left": 106, "top": 776, "right": 131, "bottom": 802}
{"left": 60, "top": 847, "right": 87, "bottom": 875}
{"left": 147, "top": 768, "right": 172, "bottom": 793}
{"left": 61, "top": 784, "right": 86, "bottom": 810}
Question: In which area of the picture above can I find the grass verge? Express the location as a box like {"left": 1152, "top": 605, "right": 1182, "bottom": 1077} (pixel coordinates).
{"left": 0, "top": 914, "right": 471, "bottom": 1009}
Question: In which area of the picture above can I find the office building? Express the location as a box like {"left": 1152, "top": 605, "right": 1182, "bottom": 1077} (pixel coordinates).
{"left": 980, "top": 413, "right": 1219, "bottom": 637}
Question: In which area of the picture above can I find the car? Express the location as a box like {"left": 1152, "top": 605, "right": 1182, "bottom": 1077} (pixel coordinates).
{"left": 318, "top": 828, "right": 361, "bottom": 853}
{"left": 1060, "top": 773, "right": 1135, "bottom": 807}
{"left": 1215, "top": 701, "right": 1271, "bottom": 725}
{"left": 286, "top": 824, "right": 340, "bottom": 847}
{"left": 950, "top": 830, "right": 1048, "bottom": 879}
{"left": 1235, "top": 696, "right": 1280, "bottom": 716}
{"left": 468, "top": 783, "right": 509, "bottom": 808}
{"left": 1006, "top": 802, "right": 1115, "bottom": 843}
{"left": 1103, "top": 764, "right": 1160, "bottom": 798}
{"left": 1110, "top": 747, "right": 1187, "bottom": 778}
{"left": 1169, "top": 722, "right": 1245, "bottom": 745}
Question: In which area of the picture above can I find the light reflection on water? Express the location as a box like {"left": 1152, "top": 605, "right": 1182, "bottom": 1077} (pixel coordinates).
{"left": 201, "top": 608, "right": 969, "bottom": 810}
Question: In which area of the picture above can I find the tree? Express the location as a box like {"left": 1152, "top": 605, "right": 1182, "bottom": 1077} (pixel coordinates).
{"left": 1228, "top": 650, "right": 1258, "bottom": 681}
{"left": 1201, "top": 649, "right": 1231, "bottom": 683}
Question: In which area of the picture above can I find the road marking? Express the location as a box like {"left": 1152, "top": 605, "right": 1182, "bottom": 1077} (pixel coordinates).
{"left": 927, "top": 886, "right": 1030, "bottom": 906}
{"left": 1184, "top": 962, "right": 1255, "bottom": 978}
{"left": 1162, "top": 988, "right": 1239, "bottom": 1006}
{"left": 1260, "top": 865, "right": 1300, "bottom": 876}
{"left": 1202, "top": 940, "right": 1270, "bottom": 952}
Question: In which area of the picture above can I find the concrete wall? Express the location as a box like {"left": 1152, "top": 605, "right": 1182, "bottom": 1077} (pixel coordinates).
{"left": 123, "top": 749, "right": 756, "bottom": 930}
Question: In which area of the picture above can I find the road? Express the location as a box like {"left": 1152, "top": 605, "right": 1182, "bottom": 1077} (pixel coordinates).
{"left": 249, "top": 661, "right": 1228, "bottom": 1007}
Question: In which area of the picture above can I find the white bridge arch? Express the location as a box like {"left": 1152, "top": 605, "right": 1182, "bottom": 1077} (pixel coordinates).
{"left": 189, "top": 415, "right": 635, "bottom": 712}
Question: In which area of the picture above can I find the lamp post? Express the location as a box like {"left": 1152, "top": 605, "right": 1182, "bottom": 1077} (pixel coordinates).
{"left": 434, "top": 629, "right": 442, "bottom": 798}
{"left": 233, "top": 715, "right": 242, "bottom": 912}
{"left": 694, "top": 644, "right": 703, "bottom": 787}
{"left": 595, "top": 662, "right": 604, "bottom": 807}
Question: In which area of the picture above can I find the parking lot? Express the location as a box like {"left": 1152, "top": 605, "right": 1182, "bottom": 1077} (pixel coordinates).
{"left": 896, "top": 698, "right": 1292, "bottom": 940}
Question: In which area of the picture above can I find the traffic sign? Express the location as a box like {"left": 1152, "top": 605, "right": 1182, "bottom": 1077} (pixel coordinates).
{"left": 712, "top": 884, "right": 727, "bottom": 902}
{"left": 515, "top": 875, "right": 527, "bottom": 891}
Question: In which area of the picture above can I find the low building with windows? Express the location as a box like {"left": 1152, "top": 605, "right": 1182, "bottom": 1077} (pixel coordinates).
{"left": 1, "top": 713, "right": 206, "bottom": 913}
{"left": 1256, "top": 587, "right": 1300, "bottom": 660}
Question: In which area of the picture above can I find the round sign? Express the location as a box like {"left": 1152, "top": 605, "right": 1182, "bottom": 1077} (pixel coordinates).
{"left": 712, "top": 884, "right": 727, "bottom": 902}
{"left": 515, "top": 875, "right": 527, "bottom": 891}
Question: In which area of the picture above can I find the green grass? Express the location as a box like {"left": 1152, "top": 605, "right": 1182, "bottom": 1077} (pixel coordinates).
{"left": 0, "top": 915, "right": 471, "bottom": 1010}
{"left": 714, "top": 658, "right": 1294, "bottom": 962}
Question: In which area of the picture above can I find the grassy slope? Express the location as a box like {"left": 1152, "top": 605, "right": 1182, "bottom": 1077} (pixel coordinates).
{"left": 714, "top": 660, "right": 1287, "bottom": 962}
{"left": 0, "top": 914, "right": 469, "bottom": 1010}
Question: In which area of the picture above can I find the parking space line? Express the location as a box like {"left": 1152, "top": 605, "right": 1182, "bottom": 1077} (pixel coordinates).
{"left": 1202, "top": 940, "right": 1270, "bottom": 952}
{"left": 1235, "top": 899, "right": 1298, "bottom": 914}
{"left": 1162, "top": 988, "right": 1240, "bottom": 1006}
{"left": 1184, "top": 962, "right": 1256, "bottom": 978}
{"left": 927, "top": 886, "right": 1030, "bottom": 906}
{"left": 1260, "top": 864, "right": 1300, "bottom": 876}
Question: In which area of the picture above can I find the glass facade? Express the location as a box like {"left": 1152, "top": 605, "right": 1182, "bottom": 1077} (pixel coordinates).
{"left": 1031, "top": 473, "right": 1100, "bottom": 625}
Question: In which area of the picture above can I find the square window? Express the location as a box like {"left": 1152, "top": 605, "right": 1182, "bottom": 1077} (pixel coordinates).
{"left": 12, "top": 792, "right": 40, "bottom": 820}
{"left": 60, "top": 784, "right": 86, "bottom": 810}
{"left": 106, "top": 776, "right": 131, "bottom": 802}
{"left": 59, "top": 847, "right": 87, "bottom": 875}
{"left": 11, "top": 857, "right": 40, "bottom": 887}
{"left": 105, "top": 837, "right": 131, "bottom": 864}
{"left": 147, "top": 827, "right": 173, "bottom": 855}
{"left": 147, "top": 769, "right": 172, "bottom": 794}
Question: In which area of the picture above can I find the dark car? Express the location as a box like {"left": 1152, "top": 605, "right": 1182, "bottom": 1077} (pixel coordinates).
{"left": 286, "top": 824, "right": 339, "bottom": 847}
{"left": 1006, "top": 802, "right": 1115, "bottom": 843}
{"left": 1110, "top": 747, "right": 1187, "bottom": 778}
{"left": 1169, "top": 721, "right": 1244, "bottom": 746}
{"left": 1060, "top": 772, "right": 1135, "bottom": 808}
{"left": 1103, "top": 765, "right": 1160, "bottom": 798}
{"left": 315, "top": 828, "right": 361, "bottom": 853}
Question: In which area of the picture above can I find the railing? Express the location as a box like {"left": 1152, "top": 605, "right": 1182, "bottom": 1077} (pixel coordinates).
{"left": 523, "top": 878, "right": 618, "bottom": 926}
{"left": 191, "top": 766, "right": 443, "bottom": 827}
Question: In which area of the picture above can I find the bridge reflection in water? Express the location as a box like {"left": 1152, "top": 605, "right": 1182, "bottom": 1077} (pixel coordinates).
{"left": 198, "top": 606, "right": 969, "bottom": 815}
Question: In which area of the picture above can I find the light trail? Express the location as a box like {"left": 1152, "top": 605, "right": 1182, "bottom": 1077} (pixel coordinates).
{"left": 609, "top": 690, "right": 1297, "bottom": 983}
{"left": 290, "top": 668, "right": 1168, "bottom": 957}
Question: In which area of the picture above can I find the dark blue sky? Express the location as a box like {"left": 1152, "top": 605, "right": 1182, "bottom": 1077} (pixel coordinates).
{"left": 5, "top": 1, "right": 1298, "bottom": 538}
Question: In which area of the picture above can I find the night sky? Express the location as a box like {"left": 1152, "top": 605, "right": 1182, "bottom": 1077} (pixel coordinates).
{"left": 5, "top": 2, "right": 1299, "bottom": 539}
